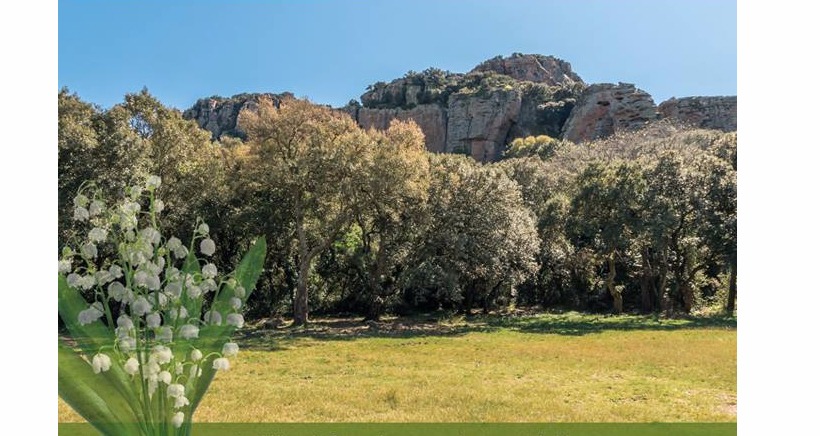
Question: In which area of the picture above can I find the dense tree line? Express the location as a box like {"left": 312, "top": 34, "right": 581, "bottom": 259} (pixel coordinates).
{"left": 59, "top": 90, "right": 736, "bottom": 325}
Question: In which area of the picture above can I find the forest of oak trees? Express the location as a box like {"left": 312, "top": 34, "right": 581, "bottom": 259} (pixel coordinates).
{"left": 58, "top": 89, "right": 737, "bottom": 325}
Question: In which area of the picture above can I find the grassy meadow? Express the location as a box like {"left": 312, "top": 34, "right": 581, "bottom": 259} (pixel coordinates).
{"left": 58, "top": 312, "right": 736, "bottom": 423}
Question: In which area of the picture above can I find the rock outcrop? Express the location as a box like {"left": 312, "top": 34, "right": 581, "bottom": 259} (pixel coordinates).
{"left": 183, "top": 92, "right": 293, "bottom": 139}
{"left": 182, "top": 54, "right": 736, "bottom": 162}
{"left": 471, "top": 53, "right": 583, "bottom": 87}
{"left": 343, "top": 54, "right": 584, "bottom": 161}
{"left": 445, "top": 88, "right": 523, "bottom": 161}
{"left": 561, "top": 83, "right": 658, "bottom": 143}
{"left": 658, "top": 96, "right": 737, "bottom": 132}
{"left": 511, "top": 84, "right": 579, "bottom": 140}
{"left": 357, "top": 105, "right": 448, "bottom": 153}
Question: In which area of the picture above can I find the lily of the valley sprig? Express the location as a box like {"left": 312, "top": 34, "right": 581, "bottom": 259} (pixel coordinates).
{"left": 58, "top": 175, "right": 266, "bottom": 436}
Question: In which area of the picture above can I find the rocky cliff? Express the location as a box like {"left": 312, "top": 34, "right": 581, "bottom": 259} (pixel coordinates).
{"left": 561, "top": 83, "right": 659, "bottom": 143}
{"left": 182, "top": 53, "right": 737, "bottom": 162}
{"left": 658, "top": 96, "right": 737, "bottom": 132}
{"left": 471, "top": 53, "right": 583, "bottom": 86}
{"left": 183, "top": 92, "right": 293, "bottom": 139}
{"left": 344, "top": 54, "right": 586, "bottom": 161}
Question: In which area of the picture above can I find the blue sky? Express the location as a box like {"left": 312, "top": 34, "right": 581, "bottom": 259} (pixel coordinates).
{"left": 59, "top": 0, "right": 736, "bottom": 111}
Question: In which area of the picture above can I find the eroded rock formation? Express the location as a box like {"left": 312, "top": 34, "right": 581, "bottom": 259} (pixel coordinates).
{"left": 183, "top": 93, "right": 293, "bottom": 139}
{"left": 561, "top": 83, "right": 658, "bottom": 143}
{"left": 182, "top": 53, "right": 736, "bottom": 162}
{"left": 357, "top": 105, "right": 448, "bottom": 153}
{"left": 470, "top": 53, "right": 583, "bottom": 86}
{"left": 658, "top": 96, "right": 737, "bottom": 132}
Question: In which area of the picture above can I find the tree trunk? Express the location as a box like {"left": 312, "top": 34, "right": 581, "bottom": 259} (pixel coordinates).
{"left": 726, "top": 260, "right": 737, "bottom": 314}
{"left": 483, "top": 280, "right": 503, "bottom": 314}
{"left": 671, "top": 262, "right": 687, "bottom": 314}
{"left": 269, "top": 268, "right": 279, "bottom": 320}
{"left": 292, "top": 195, "right": 310, "bottom": 327}
{"left": 293, "top": 260, "right": 310, "bottom": 326}
{"left": 640, "top": 252, "right": 652, "bottom": 313}
{"left": 607, "top": 253, "right": 623, "bottom": 314}
{"left": 657, "top": 247, "right": 669, "bottom": 315}
{"left": 462, "top": 282, "right": 475, "bottom": 315}
{"left": 681, "top": 282, "right": 694, "bottom": 314}
{"left": 364, "top": 296, "right": 383, "bottom": 322}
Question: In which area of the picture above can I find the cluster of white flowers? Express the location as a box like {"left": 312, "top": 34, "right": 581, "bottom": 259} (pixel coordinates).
{"left": 60, "top": 176, "right": 251, "bottom": 430}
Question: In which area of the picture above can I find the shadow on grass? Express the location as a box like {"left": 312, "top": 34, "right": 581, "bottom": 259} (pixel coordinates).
{"left": 236, "top": 311, "right": 736, "bottom": 350}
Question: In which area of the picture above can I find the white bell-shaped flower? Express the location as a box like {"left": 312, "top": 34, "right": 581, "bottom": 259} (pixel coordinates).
{"left": 197, "top": 223, "right": 209, "bottom": 235}
{"left": 173, "top": 395, "right": 190, "bottom": 409}
{"left": 81, "top": 242, "right": 98, "bottom": 259}
{"left": 91, "top": 353, "right": 112, "bottom": 374}
{"left": 89, "top": 200, "right": 104, "bottom": 216}
{"left": 158, "top": 370, "right": 172, "bottom": 385}
{"left": 119, "top": 337, "right": 136, "bottom": 353}
{"left": 73, "top": 194, "right": 89, "bottom": 208}
{"left": 229, "top": 297, "right": 242, "bottom": 310}
{"left": 204, "top": 310, "right": 222, "bottom": 326}
{"left": 201, "top": 263, "right": 218, "bottom": 279}
{"left": 167, "top": 383, "right": 185, "bottom": 398}
{"left": 212, "top": 357, "right": 230, "bottom": 371}
{"left": 58, "top": 259, "right": 72, "bottom": 274}
{"left": 226, "top": 313, "right": 244, "bottom": 329}
{"left": 108, "top": 281, "right": 126, "bottom": 302}
{"left": 186, "top": 285, "right": 202, "bottom": 299}
{"left": 131, "top": 296, "right": 152, "bottom": 316}
{"left": 171, "top": 412, "right": 184, "bottom": 428}
{"left": 234, "top": 285, "right": 246, "bottom": 299}
{"left": 117, "top": 315, "right": 134, "bottom": 331}
{"left": 124, "top": 357, "right": 140, "bottom": 375}
{"left": 179, "top": 324, "right": 199, "bottom": 340}
{"left": 157, "top": 326, "right": 173, "bottom": 343}
{"left": 200, "top": 238, "right": 216, "bottom": 256}
{"left": 74, "top": 207, "right": 90, "bottom": 222}
{"left": 109, "top": 264, "right": 123, "bottom": 279}
{"left": 146, "top": 312, "right": 161, "bottom": 329}
{"left": 222, "top": 342, "right": 239, "bottom": 357}
{"left": 146, "top": 175, "right": 162, "bottom": 190}
{"left": 152, "top": 345, "right": 173, "bottom": 365}
{"left": 88, "top": 227, "right": 108, "bottom": 243}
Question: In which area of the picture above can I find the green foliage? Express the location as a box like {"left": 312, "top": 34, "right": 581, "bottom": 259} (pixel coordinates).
{"left": 59, "top": 89, "right": 736, "bottom": 319}
{"left": 505, "top": 135, "right": 564, "bottom": 160}
{"left": 498, "top": 123, "right": 737, "bottom": 313}
{"left": 454, "top": 71, "right": 520, "bottom": 97}
{"left": 403, "top": 155, "right": 540, "bottom": 313}
{"left": 58, "top": 89, "right": 226, "bottom": 251}
{"left": 237, "top": 97, "right": 370, "bottom": 325}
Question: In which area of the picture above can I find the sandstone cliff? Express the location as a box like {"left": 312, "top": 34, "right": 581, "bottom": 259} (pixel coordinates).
{"left": 471, "top": 53, "right": 583, "bottom": 86}
{"left": 357, "top": 105, "right": 448, "bottom": 153}
{"left": 658, "top": 96, "right": 737, "bottom": 132}
{"left": 182, "top": 53, "right": 737, "bottom": 162}
{"left": 345, "top": 54, "right": 585, "bottom": 161}
{"left": 183, "top": 92, "right": 293, "bottom": 139}
{"left": 561, "top": 83, "right": 658, "bottom": 143}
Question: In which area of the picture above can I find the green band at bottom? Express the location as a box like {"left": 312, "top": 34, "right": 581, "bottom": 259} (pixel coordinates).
{"left": 58, "top": 422, "right": 736, "bottom": 436}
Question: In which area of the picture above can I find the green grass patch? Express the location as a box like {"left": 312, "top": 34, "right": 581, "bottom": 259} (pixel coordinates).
{"left": 59, "top": 312, "right": 736, "bottom": 422}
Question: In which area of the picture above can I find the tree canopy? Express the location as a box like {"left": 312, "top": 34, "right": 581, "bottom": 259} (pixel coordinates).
{"left": 59, "top": 91, "right": 737, "bottom": 323}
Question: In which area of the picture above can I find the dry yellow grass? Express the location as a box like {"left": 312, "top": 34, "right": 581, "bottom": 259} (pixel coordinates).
{"left": 59, "top": 313, "right": 736, "bottom": 422}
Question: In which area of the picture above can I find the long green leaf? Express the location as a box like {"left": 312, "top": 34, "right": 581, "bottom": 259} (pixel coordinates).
{"left": 181, "top": 250, "right": 204, "bottom": 324}
{"left": 58, "top": 274, "right": 114, "bottom": 356}
{"left": 58, "top": 276, "right": 150, "bottom": 433}
{"left": 58, "top": 341, "right": 143, "bottom": 436}
{"left": 188, "top": 237, "right": 267, "bottom": 413}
